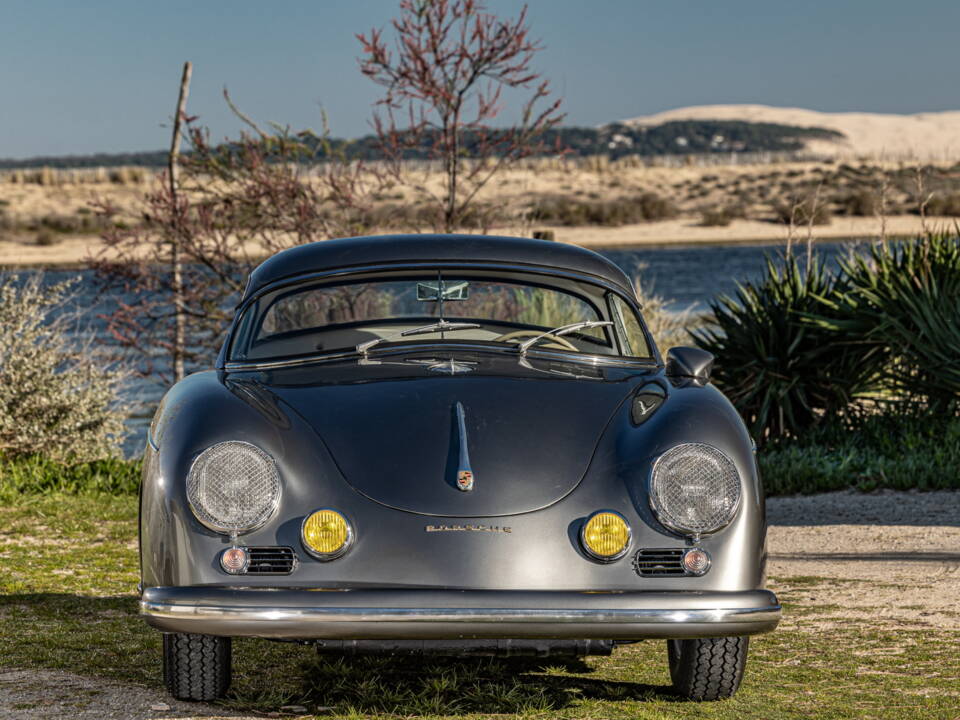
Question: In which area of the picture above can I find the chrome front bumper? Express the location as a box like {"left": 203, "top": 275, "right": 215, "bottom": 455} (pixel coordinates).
{"left": 141, "top": 587, "right": 781, "bottom": 640}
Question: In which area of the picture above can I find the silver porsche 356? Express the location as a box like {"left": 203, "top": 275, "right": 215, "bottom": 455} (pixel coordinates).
{"left": 139, "top": 234, "right": 780, "bottom": 702}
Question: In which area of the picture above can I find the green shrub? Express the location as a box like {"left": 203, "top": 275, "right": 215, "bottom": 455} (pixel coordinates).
{"left": 925, "top": 192, "right": 960, "bottom": 216}
{"left": 699, "top": 204, "right": 746, "bottom": 227}
{"left": 527, "top": 193, "right": 676, "bottom": 226}
{"left": 693, "top": 255, "right": 880, "bottom": 443}
{"left": 812, "top": 233, "right": 960, "bottom": 413}
{"left": 839, "top": 189, "right": 878, "bottom": 216}
{"left": 697, "top": 234, "right": 960, "bottom": 445}
{"left": 760, "top": 415, "right": 960, "bottom": 495}
{"left": 0, "top": 455, "right": 141, "bottom": 496}
{"left": 34, "top": 229, "right": 59, "bottom": 246}
{"left": 0, "top": 276, "right": 126, "bottom": 461}
{"left": 773, "top": 196, "right": 831, "bottom": 225}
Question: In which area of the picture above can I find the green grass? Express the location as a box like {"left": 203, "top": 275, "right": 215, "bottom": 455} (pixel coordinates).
{"left": 0, "top": 456, "right": 141, "bottom": 496}
{"left": 760, "top": 415, "right": 960, "bottom": 495}
{"left": 1, "top": 493, "right": 958, "bottom": 718}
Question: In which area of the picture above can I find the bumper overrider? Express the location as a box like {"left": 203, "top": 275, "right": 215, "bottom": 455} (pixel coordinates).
{"left": 141, "top": 587, "right": 781, "bottom": 640}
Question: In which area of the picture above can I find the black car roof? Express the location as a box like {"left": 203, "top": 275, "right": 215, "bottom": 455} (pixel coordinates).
{"left": 243, "top": 234, "right": 636, "bottom": 300}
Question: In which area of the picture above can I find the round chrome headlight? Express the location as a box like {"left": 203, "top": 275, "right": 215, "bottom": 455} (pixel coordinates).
{"left": 649, "top": 443, "right": 741, "bottom": 537}
{"left": 186, "top": 441, "right": 281, "bottom": 535}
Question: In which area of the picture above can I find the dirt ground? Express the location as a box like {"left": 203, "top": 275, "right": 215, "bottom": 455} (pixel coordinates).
{"left": 1, "top": 489, "right": 957, "bottom": 719}
{"left": 767, "top": 489, "right": 960, "bottom": 632}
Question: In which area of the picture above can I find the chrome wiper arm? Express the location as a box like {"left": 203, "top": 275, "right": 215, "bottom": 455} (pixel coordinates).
{"left": 356, "top": 320, "right": 481, "bottom": 356}
{"left": 517, "top": 320, "right": 613, "bottom": 357}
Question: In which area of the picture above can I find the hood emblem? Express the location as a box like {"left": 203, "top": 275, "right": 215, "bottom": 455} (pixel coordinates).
{"left": 454, "top": 402, "right": 474, "bottom": 492}
{"left": 430, "top": 359, "right": 477, "bottom": 375}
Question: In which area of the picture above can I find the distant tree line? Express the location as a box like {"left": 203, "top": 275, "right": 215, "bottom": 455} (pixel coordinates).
{"left": 0, "top": 120, "right": 843, "bottom": 170}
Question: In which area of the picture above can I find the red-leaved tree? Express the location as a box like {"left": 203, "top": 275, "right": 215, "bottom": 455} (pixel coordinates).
{"left": 92, "top": 88, "right": 383, "bottom": 383}
{"left": 358, "top": 0, "right": 564, "bottom": 233}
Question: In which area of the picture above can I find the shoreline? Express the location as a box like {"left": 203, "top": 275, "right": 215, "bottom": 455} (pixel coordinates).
{"left": 0, "top": 214, "right": 948, "bottom": 268}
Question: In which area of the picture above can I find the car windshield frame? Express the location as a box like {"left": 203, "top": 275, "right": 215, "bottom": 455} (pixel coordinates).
{"left": 223, "top": 264, "right": 658, "bottom": 368}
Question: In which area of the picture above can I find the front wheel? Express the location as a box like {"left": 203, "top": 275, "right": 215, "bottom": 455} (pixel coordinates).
{"left": 163, "top": 632, "right": 232, "bottom": 701}
{"left": 667, "top": 636, "right": 748, "bottom": 701}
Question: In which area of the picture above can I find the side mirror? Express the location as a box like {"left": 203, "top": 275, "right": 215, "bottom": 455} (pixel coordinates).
{"left": 665, "top": 346, "right": 714, "bottom": 384}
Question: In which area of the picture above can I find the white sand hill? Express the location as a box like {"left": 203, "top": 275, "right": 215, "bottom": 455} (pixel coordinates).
{"left": 623, "top": 104, "right": 960, "bottom": 161}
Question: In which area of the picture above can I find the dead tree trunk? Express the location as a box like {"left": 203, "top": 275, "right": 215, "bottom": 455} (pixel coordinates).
{"left": 168, "top": 61, "right": 192, "bottom": 383}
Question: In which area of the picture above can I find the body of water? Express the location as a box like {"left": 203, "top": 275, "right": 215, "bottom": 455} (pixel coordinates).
{"left": 7, "top": 238, "right": 863, "bottom": 455}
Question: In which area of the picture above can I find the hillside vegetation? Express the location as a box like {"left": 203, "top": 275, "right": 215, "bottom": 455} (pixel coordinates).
{"left": 0, "top": 120, "right": 842, "bottom": 170}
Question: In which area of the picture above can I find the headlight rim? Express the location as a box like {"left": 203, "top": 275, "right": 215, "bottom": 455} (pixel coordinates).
{"left": 579, "top": 509, "right": 632, "bottom": 563}
{"left": 648, "top": 442, "right": 742, "bottom": 539}
{"left": 186, "top": 440, "right": 282, "bottom": 536}
{"left": 301, "top": 507, "right": 355, "bottom": 561}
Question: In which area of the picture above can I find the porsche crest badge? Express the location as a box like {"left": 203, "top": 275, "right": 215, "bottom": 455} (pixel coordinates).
{"left": 456, "top": 470, "right": 474, "bottom": 492}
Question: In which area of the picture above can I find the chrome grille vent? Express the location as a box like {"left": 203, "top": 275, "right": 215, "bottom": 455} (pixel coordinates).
{"left": 246, "top": 546, "right": 297, "bottom": 575}
{"left": 634, "top": 548, "right": 686, "bottom": 577}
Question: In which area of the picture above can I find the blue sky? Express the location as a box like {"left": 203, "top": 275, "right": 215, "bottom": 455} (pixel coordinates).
{"left": 1, "top": 0, "right": 957, "bottom": 158}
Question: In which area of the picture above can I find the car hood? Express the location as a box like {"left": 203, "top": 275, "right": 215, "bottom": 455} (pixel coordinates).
{"left": 251, "top": 354, "right": 650, "bottom": 517}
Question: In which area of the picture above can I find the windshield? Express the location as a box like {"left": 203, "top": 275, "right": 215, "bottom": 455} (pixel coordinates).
{"left": 229, "top": 271, "right": 652, "bottom": 362}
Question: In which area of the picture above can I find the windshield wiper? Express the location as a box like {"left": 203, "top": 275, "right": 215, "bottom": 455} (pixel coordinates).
{"left": 516, "top": 321, "right": 613, "bottom": 357}
{"left": 356, "top": 320, "right": 482, "bottom": 356}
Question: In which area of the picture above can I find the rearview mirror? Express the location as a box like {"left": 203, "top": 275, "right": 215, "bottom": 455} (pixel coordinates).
{"left": 665, "top": 346, "right": 714, "bottom": 385}
{"left": 417, "top": 281, "right": 469, "bottom": 301}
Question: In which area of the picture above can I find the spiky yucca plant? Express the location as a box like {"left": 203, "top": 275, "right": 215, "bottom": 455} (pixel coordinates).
{"left": 693, "top": 254, "right": 880, "bottom": 444}
{"left": 813, "top": 234, "right": 960, "bottom": 413}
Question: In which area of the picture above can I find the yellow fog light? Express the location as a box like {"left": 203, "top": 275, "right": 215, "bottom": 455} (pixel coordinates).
{"left": 581, "top": 511, "right": 631, "bottom": 562}
{"left": 302, "top": 509, "right": 353, "bottom": 561}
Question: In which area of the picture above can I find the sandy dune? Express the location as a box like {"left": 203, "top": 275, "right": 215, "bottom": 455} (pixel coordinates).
{"left": 624, "top": 104, "right": 960, "bottom": 161}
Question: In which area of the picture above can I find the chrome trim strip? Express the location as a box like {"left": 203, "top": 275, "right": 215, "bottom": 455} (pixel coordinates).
{"left": 454, "top": 402, "right": 474, "bottom": 491}
{"left": 141, "top": 602, "right": 781, "bottom": 626}
{"left": 224, "top": 342, "right": 657, "bottom": 373}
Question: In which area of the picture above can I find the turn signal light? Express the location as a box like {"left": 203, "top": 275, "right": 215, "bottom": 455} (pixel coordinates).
{"left": 220, "top": 546, "right": 249, "bottom": 574}
{"left": 581, "top": 511, "right": 631, "bottom": 561}
{"left": 682, "top": 547, "right": 711, "bottom": 576}
{"left": 302, "top": 509, "right": 353, "bottom": 560}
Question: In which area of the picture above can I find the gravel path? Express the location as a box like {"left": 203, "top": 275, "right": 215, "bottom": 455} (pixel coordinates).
{"left": 0, "top": 669, "right": 252, "bottom": 720}
{"left": 767, "top": 489, "right": 960, "bottom": 631}
{"left": 1, "top": 489, "right": 956, "bottom": 719}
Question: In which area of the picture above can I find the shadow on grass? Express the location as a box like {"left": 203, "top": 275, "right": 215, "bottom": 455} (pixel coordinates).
{"left": 0, "top": 593, "right": 679, "bottom": 715}
{"left": 270, "top": 653, "right": 676, "bottom": 715}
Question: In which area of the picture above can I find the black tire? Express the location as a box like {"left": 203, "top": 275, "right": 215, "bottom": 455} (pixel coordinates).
{"left": 163, "top": 632, "right": 232, "bottom": 701}
{"left": 667, "top": 636, "right": 748, "bottom": 701}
